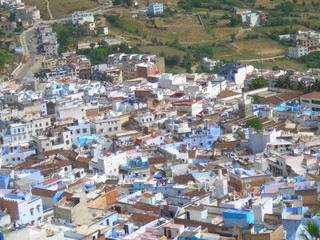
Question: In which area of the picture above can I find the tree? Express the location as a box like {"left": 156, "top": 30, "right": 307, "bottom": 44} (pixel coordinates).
{"left": 230, "top": 33, "right": 236, "bottom": 42}
{"left": 275, "top": 76, "right": 293, "bottom": 89}
{"left": 300, "top": 220, "right": 320, "bottom": 240}
{"left": 90, "top": 43, "right": 96, "bottom": 50}
{"left": 249, "top": 77, "right": 268, "bottom": 90}
{"left": 230, "top": 15, "right": 242, "bottom": 27}
{"left": 165, "top": 55, "right": 180, "bottom": 67}
{"left": 296, "top": 81, "right": 306, "bottom": 92}
{"left": 252, "top": 94, "right": 264, "bottom": 104}
{"left": 244, "top": 118, "right": 263, "bottom": 130}
{"left": 151, "top": 38, "right": 157, "bottom": 45}
{"left": 98, "top": 40, "right": 108, "bottom": 48}
{"left": 181, "top": 54, "right": 192, "bottom": 73}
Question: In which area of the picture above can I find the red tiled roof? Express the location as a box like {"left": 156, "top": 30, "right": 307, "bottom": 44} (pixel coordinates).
{"left": 132, "top": 202, "right": 160, "bottom": 215}
{"left": 215, "top": 141, "right": 240, "bottom": 149}
{"left": 217, "top": 91, "right": 241, "bottom": 98}
{"left": 42, "top": 178, "right": 61, "bottom": 187}
{"left": 31, "top": 187, "right": 60, "bottom": 198}
{"left": 184, "top": 188, "right": 208, "bottom": 197}
{"left": 300, "top": 92, "right": 320, "bottom": 99}
{"left": 130, "top": 213, "right": 160, "bottom": 224}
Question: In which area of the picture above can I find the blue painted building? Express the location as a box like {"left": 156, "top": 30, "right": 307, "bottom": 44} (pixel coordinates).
{"left": 0, "top": 175, "right": 9, "bottom": 189}
{"left": 18, "top": 169, "right": 44, "bottom": 183}
{"left": 281, "top": 206, "right": 308, "bottom": 240}
{"left": 96, "top": 212, "right": 119, "bottom": 226}
{"left": 223, "top": 209, "right": 254, "bottom": 228}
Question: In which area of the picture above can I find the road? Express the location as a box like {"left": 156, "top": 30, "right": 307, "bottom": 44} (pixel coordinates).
{"left": 13, "top": 4, "right": 115, "bottom": 79}
{"left": 237, "top": 55, "right": 286, "bottom": 63}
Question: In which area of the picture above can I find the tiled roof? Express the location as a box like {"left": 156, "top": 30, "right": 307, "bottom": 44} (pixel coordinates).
{"left": 217, "top": 91, "right": 241, "bottom": 98}
{"left": 132, "top": 202, "right": 160, "bottom": 215}
{"left": 42, "top": 178, "right": 61, "bottom": 187}
{"left": 130, "top": 213, "right": 160, "bottom": 224}
{"left": 300, "top": 92, "right": 320, "bottom": 99}
{"left": 215, "top": 141, "right": 240, "bottom": 149}
{"left": 105, "top": 188, "right": 121, "bottom": 205}
{"left": 31, "top": 187, "right": 59, "bottom": 198}
{"left": 148, "top": 156, "right": 168, "bottom": 165}
{"left": 173, "top": 174, "right": 197, "bottom": 184}
{"left": 184, "top": 188, "right": 208, "bottom": 197}
{"left": 265, "top": 90, "right": 303, "bottom": 104}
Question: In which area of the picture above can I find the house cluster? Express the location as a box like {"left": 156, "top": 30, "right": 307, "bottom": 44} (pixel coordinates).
{"left": 2, "top": 46, "right": 320, "bottom": 239}
{"left": 0, "top": 0, "right": 40, "bottom": 53}
{"left": 280, "top": 30, "right": 320, "bottom": 58}
{"left": 0, "top": 0, "right": 40, "bottom": 26}
{"left": 70, "top": 11, "right": 108, "bottom": 36}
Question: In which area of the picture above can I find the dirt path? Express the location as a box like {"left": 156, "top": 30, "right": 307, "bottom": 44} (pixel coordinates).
{"left": 238, "top": 55, "right": 286, "bottom": 62}
{"left": 45, "top": 0, "right": 53, "bottom": 20}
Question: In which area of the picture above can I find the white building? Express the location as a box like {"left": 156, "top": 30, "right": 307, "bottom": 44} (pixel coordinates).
{"left": 202, "top": 57, "right": 220, "bottom": 71}
{"left": 148, "top": 2, "right": 164, "bottom": 15}
{"left": 252, "top": 197, "right": 273, "bottom": 222}
{"left": 1, "top": 143, "right": 36, "bottom": 166}
{"left": 26, "top": 117, "right": 51, "bottom": 137}
{"left": 71, "top": 11, "right": 94, "bottom": 25}
{"left": 244, "top": 13, "right": 261, "bottom": 27}
{"left": 136, "top": 134, "right": 164, "bottom": 146}
{"left": 214, "top": 169, "right": 228, "bottom": 196}
{"left": 268, "top": 153, "right": 304, "bottom": 177}
{"left": 92, "top": 152, "right": 127, "bottom": 176}
{"left": 159, "top": 74, "right": 187, "bottom": 89}
{"left": 172, "top": 100, "right": 203, "bottom": 116}
{"left": 219, "top": 63, "right": 254, "bottom": 85}
{"left": 55, "top": 100, "right": 86, "bottom": 123}
{"left": 67, "top": 122, "right": 91, "bottom": 146}
{"left": 90, "top": 118, "right": 121, "bottom": 137}
{"left": 288, "top": 46, "right": 308, "bottom": 59}
{"left": 247, "top": 128, "right": 278, "bottom": 154}
{"left": 112, "top": 100, "right": 147, "bottom": 114}
{"left": 33, "top": 128, "right": 72, "bottom": 152}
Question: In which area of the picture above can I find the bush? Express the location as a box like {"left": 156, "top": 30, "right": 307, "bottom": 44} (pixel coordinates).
{"left": 244, "top": 118, "right": 263, "bottom": 130}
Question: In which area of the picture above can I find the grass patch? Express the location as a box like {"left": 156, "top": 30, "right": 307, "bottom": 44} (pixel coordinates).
{"left": 231, "top": 38, "right": 285, "bottom": 57}
{"left": 24, "top": 0, "right": 99, "bottom": 19}
{"left": 212, "top": 27, "right": 240, "bottom": 40}
{"left": 166, "top": 66, "right": 186, "bottom": 73}
{"left": 253, "top": 25, "right": 310, "bottom": 35}
{"left": 0, "top": 50, "right": 19, "bottom": 68}
{"left": 251, "top": 58, "right": 308, "bottom": 71}
{"left": 156, "top": 14, "right": 200, "bottom": 27}
{"left": 140, "top": 46, "right": 186, "bottom": 58}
